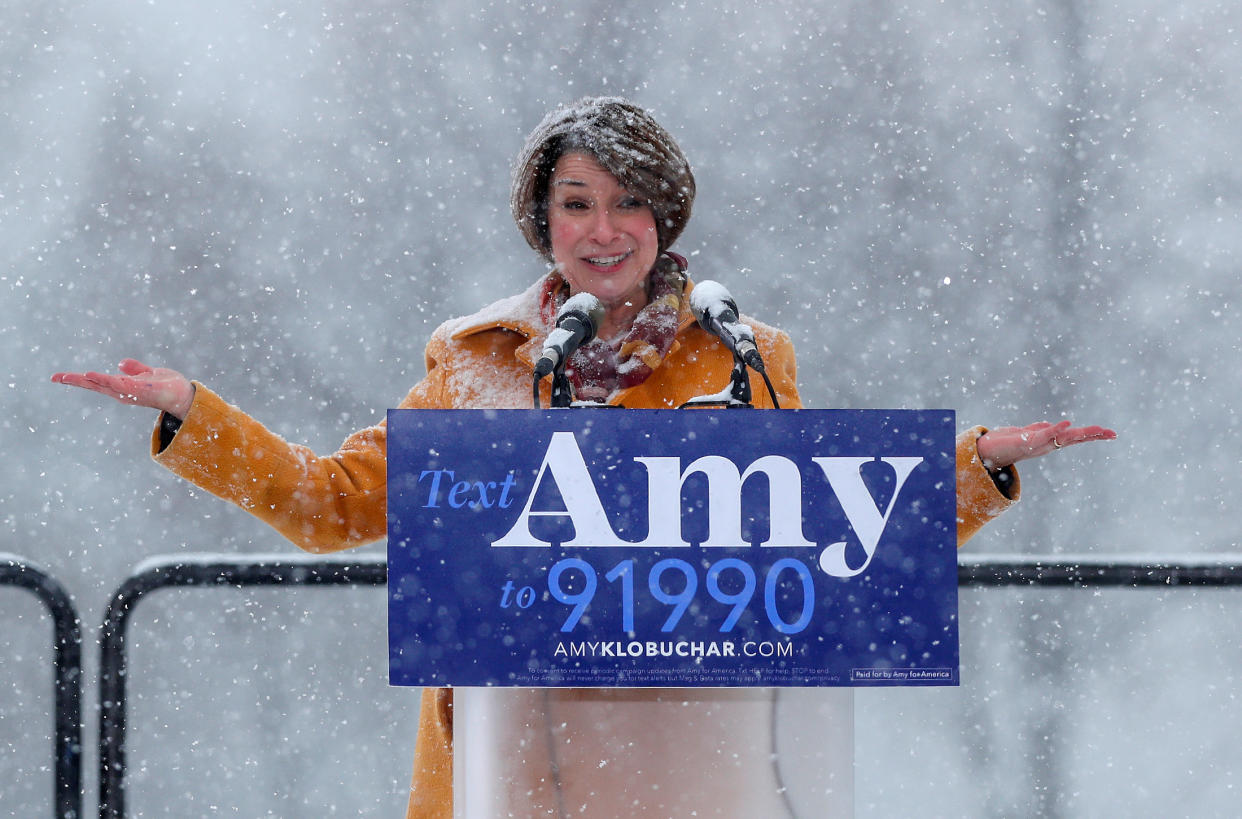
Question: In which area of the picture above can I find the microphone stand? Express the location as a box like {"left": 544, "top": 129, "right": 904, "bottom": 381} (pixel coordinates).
{"left": 725, "top": 356, "right": 754, "bottom": 405}
{"left": 550, "top": 369, "right": 576, "bottom": 409}
{"left": 680, "top": 351, "right": 754, "bottom": 408}
{"left": 532, "top": 360, "right": 604, "bottom": 409}
{"left": 680, "top": 347, "right": 781, "bottom": 410}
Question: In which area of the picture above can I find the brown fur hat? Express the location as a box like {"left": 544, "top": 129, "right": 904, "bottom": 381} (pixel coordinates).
{"left": 510, "top": 97, "right": 696, "bottom": 261}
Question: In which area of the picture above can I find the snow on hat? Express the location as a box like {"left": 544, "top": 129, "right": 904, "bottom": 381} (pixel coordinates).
{"left": 510, "top": 97, "right": 696, "bottom": 261}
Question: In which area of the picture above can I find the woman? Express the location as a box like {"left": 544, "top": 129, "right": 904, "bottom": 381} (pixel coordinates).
{"left": 53, "top": 97, "right": 1114, "bottom": 817}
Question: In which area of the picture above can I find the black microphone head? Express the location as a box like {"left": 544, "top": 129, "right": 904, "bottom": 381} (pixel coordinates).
{"left": 689, "top": 280, "right": 740, "bottom": 326}
{"left": 560, "top": 292, "right": 606, "bottom": 343}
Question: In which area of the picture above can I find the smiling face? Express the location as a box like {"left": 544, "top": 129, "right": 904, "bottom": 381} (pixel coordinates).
{"left": 547, "top": 152, "right": 659, "bottom": 335}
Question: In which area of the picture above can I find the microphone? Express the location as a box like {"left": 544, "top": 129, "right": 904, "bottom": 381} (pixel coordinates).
{"left": 689, "top": 281, "right": 765, "bottom": 372}
{"left": 534, "top": 293, "right": 606, "bottom": 379}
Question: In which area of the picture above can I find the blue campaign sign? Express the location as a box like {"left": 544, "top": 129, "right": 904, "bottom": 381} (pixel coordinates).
{"left": 386, "top": 409, "right": 959, "bottom": 688}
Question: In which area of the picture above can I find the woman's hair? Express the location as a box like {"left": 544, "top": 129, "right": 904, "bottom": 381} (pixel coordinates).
{"left": 510, "top": 97, "right": 696, "bottom": 261}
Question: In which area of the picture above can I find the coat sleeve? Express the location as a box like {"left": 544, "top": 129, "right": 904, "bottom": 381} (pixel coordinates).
{"left": 955, "top": 425, "right": 1020, "bottom": 546}
{"left": 149, "top": 331, "right": 453, "bottom": 553}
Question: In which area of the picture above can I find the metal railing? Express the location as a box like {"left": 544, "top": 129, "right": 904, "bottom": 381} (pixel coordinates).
{"left": 93, "top": 552, "right": 1242, "bottom": 818}
{"left": 959, "top": 554, "right": 1242, "bottom": 587}
{"left": 8, "top": 552, "right": 1239, "bottom": 817}
{"left": 97, "top": 554, "right": 387, "bottom": 819}
{"left": 0, "top": 554, "right": 83, "bottom": 819}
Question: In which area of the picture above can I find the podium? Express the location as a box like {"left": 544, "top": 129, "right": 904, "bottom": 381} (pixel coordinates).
{"left": 454, "top": 687, "right": 854, "bottom": 817}
{"left": 387, "top": 409, "right": 958, "bottom": 816}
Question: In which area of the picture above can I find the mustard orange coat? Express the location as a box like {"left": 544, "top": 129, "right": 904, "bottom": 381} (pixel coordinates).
{"left": 151, "top": 277, "right": 1018, "bottom": 817}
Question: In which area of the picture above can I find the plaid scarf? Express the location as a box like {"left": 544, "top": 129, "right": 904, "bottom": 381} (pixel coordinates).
{"left": 538, "top": 252, "right": 688, "bottom": 402}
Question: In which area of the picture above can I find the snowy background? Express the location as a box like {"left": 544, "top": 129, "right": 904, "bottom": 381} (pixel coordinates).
{"left": 3, "top": 0, "right": 1240, "bottom": 815}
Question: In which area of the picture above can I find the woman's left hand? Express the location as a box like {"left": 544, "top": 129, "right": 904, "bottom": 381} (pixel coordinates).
{"left": 976, "top": 420, "right": 1116, "bottom": 470}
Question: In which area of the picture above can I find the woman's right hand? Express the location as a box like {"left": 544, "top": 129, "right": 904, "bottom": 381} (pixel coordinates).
{"left": 51, "top": 358, "right": 195, "bottom": 420}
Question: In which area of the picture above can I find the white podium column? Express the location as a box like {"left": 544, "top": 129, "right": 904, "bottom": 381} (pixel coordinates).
{"left": 454, "top": 687, "right": 854, "bottom": 817}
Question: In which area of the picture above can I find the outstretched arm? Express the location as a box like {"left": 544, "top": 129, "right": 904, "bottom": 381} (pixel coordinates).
{"left": 976, "top": 420, "right": 1116, "bottom": 470}
{"left": 51, "top": 359, "right": 195, "bottom": 420}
